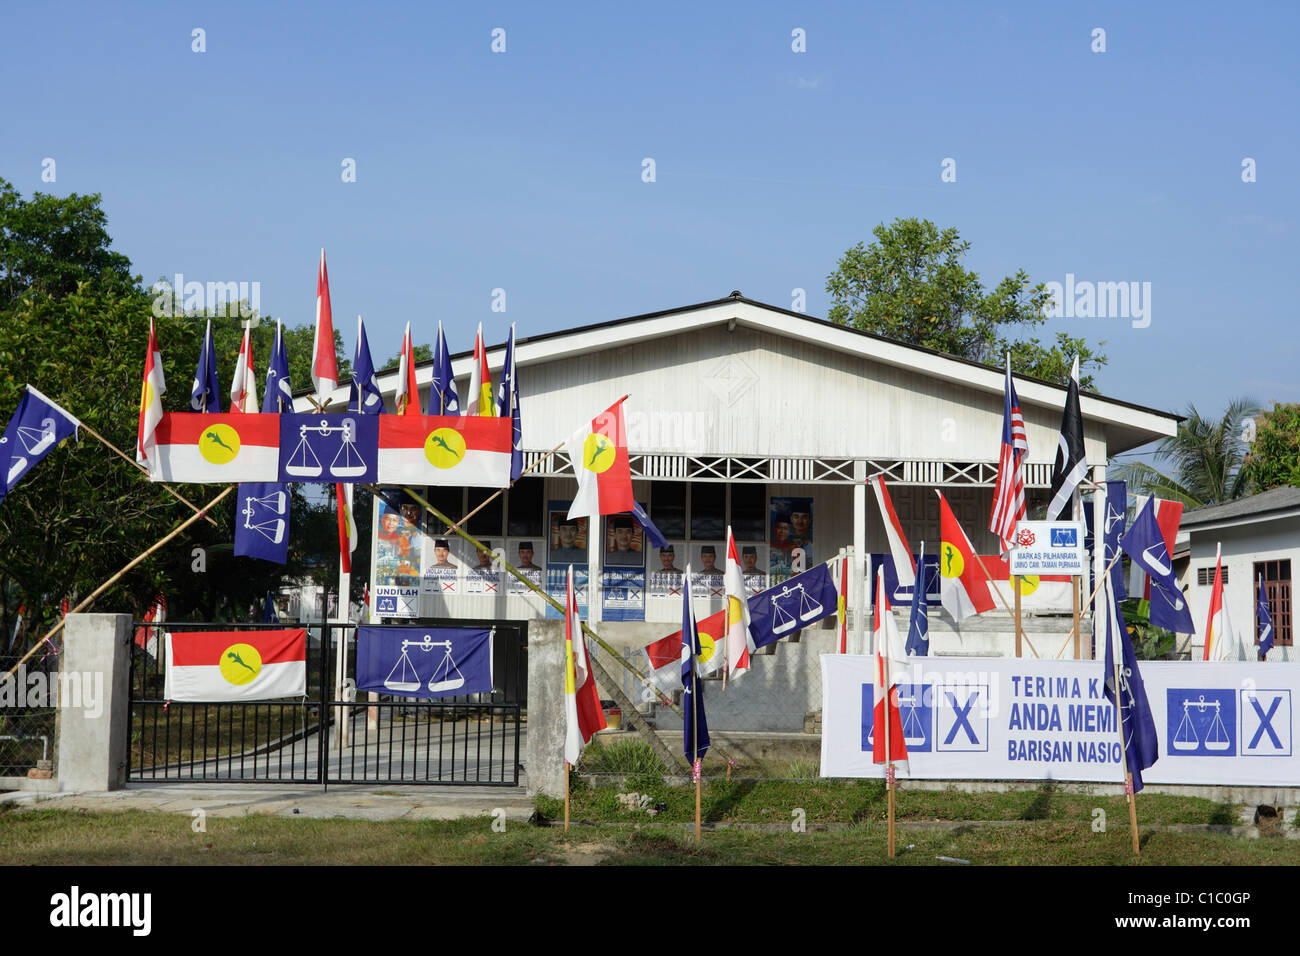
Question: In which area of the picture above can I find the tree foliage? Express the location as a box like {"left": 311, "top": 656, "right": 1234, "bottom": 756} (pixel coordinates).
{"left": 1117, "top": 399, "right": 1259, "bottom": 508}
{"left": 0, "top": 181, "right": 352, "bottom": 649}
{"left": 1241, "top": 402, "right": 1300, "bottom": 493}
{"left": 825, "top": 218, "right": 1106, "bottom": 387}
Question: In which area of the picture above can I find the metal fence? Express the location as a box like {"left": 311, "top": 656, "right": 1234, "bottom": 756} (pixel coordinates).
{"left": 0, "top": 651, "right": 59, "bottom": 782}
{"left": 127, "top": 620, "right": 525, "bottom": 787}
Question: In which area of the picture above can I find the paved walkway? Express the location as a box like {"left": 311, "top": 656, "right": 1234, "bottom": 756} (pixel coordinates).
{"left": 0, "top": 781, "right": 536, "bottom": 822}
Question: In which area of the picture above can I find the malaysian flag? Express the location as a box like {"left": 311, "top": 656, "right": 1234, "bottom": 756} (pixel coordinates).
{"left": 989, "top": 354, "right": 1028, "bottom": 552}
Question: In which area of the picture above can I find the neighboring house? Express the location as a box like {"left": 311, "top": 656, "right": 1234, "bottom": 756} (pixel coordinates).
{"left": 1180, "top": 485, "right": 1300, "bottom": 662}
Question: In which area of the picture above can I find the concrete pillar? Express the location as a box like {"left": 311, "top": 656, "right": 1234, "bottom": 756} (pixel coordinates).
{"left": 524, "top": 618, "right": 566, "bottom": 797}
{"left": 57, "top": 613, "right": 132, "bottom": 792}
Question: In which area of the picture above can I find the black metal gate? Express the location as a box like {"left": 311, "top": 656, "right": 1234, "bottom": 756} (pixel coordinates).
{"left": 126, "top": 620, "right": 525, "bottom": 787}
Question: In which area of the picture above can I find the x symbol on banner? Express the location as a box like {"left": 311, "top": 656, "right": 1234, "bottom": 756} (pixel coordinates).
{"left": 943, "top": 691, "right": 980, "bottom": 745}
{"left": 441, "top": 581, "right": 455, "bottom": 592}
{"left": 710, "top": 586, "right": 724, "bottom": 598}
{"left": 484, "top": 582, "right": 498, "bottom": 593}
{"left": 668, "top": 586, "right": 681, "bottom": 596}
{"left": 1248, "top": 696, "right": 1283, "bottom": 750}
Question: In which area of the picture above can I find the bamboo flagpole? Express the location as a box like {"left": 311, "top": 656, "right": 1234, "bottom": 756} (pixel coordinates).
{"left": 378, "top": 483, "right": 701, "bottom": 772}
{"left": 445, "top": 437, "right": 568, "bottom": 535}
{"left": 884, "top": 643, "right": 896, "bottom": 859}
{"left": 74, "top": 417, "right": 221, "bottom": 528}
{"left": 564, "top": 761, "right": 571, "bottom": 832}
{"left": 1054, "top": 544, "right": 1126, "bottom": 659}
{"left": 4, "top": 485, "right": 235, "bottom": 680}
{"left": 1104, "top": 578, "right": 1141, "bottom": 855}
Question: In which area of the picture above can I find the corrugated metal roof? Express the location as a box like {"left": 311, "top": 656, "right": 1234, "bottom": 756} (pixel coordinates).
{"left": 1181, "top": 485, "right": 1300, "bottom": 527}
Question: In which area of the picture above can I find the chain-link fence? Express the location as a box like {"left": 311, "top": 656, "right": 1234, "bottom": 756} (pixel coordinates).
{"left": 0, "top": 650, "right": 59, "bottom": 783}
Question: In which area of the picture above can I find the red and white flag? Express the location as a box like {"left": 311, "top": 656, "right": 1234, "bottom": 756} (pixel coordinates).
{"left": 147, "top": 413, "right": 280, "bottom": 483}
{"left": 336, "top": 482, "right": 356, "bottom": 575}
{"left": 643, "top": 608, "right": 727, "bottom": 688}
{"left": 1203, "top": 544, "right": 1239, "bottom": 661}
{"left": 164, "top": 629, "right": 307, "bottom": 701}
{"left": 723, "top": 527, "right": 753, "bottom": 679}
{"left": 871, "top": 475, "right": 916, "bottom": 588}
{"left": 564, "top": 397, "right": 635, "bottom": 522}
{"left": 395, "top": 321, "right": 421, "bottom": 416}
{"left": 564, "top": 565, "right": 606, "bottom": 764}
{"left": 872, "top": 568, "right": 909, "bottom": 769}
{"left": 467, "top": 323, "right": 493, "bottom": 417}
{"left": 133, "top": 593, "right": 166, "bottom": 656}
{"left": 937, "top": 490, "right": 996, "bottom": 622}
{"left": 229, "top": 326, "right": 258, "bottom": 413}
{"left": 137, "top": 318, "right": 166, "bottom": 465}
{"left": 377, "top": 415, "right": 512, "bottom": 486}
{"left": 1128, "top": 496, "right": 1184, "bottom": 600}
{"left": 989, "top": 353, "right": 1028, "bottom": 553}
{"left": 312, "top": 249, "right": 339, "bottom": 405}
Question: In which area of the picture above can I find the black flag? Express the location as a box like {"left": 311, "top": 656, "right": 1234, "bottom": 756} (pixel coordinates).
{"left": 1047, "top": 355, "right": 1087, "bottom": 520}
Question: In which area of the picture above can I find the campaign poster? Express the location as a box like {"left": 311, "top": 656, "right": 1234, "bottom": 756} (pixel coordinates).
{"left": 547, "top": 500, "right": 589, "bottom": 567}
{"left": 770, "top": 497, "right": 813, "bottom": 583}
{"left": 464, "top": 538, "right": 504, "bottom": 596}
{"left": 507, "top": 537, "right": 545, "bottom": 595}
{"left": 423, "top": 530, "right": 460, "bottom": 597}
{"left": 691, "top": 542, "right": 726, "bottom": 600}
{"left": 602, "top": 568, "right": 645, "bottom": 621}
{"left": 373, "top": 490, "right": 424, "bottom": 619}
{"left": 648, "top": 541, "right": 686, "bottom": 599}
{"left": 604, "top": 514, "right": 645, "bottom": 568}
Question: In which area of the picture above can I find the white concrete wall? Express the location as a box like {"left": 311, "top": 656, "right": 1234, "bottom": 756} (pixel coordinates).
{"left": 1186, "top": 520, "right": 1299, "bottom": 662}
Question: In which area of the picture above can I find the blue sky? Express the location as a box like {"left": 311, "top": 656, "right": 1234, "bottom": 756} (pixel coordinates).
{"left": 4, "top": 1, "right": 1298, "bottom": 441}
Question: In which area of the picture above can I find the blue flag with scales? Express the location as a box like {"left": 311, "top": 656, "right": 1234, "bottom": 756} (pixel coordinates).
{"left": 747, "top": 562, "right": 839, "bottom": 648}
{"left": 0, "top": 386, "right": 80, "bottom": 506}
{"left": 1100, "top": 574, "right": 1159, "bottom": 792}
{"left": 1121, "top": 497, "right": 1194, "bottom": 634}
{"left": 1257, "top": 577, "right": 1274, "bottom": 660}
{"left": 355, "top": 626, "right": 492, "bottom": 699}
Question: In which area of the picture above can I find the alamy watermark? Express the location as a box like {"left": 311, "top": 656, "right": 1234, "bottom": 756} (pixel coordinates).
{"left": 152, "top": 274, "right": 261, "bottom": 320}
{"left": 0, "top": 666, "right": 104, "bottom": 719}
{"left": 1041, "top": 273, "right": 1151, "bottom": 328}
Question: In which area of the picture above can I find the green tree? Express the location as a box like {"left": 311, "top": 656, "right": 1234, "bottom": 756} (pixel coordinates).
{"left": 1116, "top": 399, "right": 1259, "bottom": 507}
{"left": 825, "top": 218, "right": 1106, "bottom": 386}
{"left": 1241, "top": 402, "right": 1300, "bottom": 492}
{"left": 380, "top": 343, "right": 433, "bottom": 370}
{"left": 0, "top": 183, "right": 352, "bottom": 647}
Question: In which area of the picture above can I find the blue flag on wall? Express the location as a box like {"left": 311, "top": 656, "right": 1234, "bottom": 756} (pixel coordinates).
{"left": 0, "top": 385, "right": 80, "bottom": 506}
{"left": 234, "top": 482, "right": 290, "bottom": 563}
{"left": 747, "top": 561, "right": 839, "bottom": 648}
{"left": 278, "top": 413, "right": 379, "bottom": 483}
{"left": 356, "top": 626, "right": 493, "bottom": 699}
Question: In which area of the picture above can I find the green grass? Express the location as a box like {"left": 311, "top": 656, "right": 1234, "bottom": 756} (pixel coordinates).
{"left": 541, "top": 778, "right": 1244, "bottom": 829}
{"left": 0, "top": 803, "right": 1291, "bottom": 866}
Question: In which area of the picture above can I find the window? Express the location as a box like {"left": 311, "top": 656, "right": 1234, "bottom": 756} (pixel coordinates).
{"left": 1198, "top": 565, "right": 1229, "bottom": 586}
{"left": 1253, "top": 559, "right": 1292, "bottom": 647}
{"left": 652, "top": 482, "right": 687, "bottom": 539}
{"left": 467, "top": 486, "right": 504, "bottom": 538}
{"left": 730, "top": 483, "right": 767, "bottom": 540}
{"left": 507, "top": 477, "right": 544, "bottom": 537}
{"left": 690, "top": 483, "right": 725, "bottom": 540}
{"left": 423, "top": 486, "right": 462, "bottom": 535}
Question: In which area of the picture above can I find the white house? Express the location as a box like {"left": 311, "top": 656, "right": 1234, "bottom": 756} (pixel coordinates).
{"left": 1180, "top": 485, "right": 1299, "bottom": 662}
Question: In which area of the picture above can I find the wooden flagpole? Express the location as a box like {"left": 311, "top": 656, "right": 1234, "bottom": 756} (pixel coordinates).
{"left": 1105, "top": 591, "right": 1141, "bottom": 855}
{"left": 1072, "top": 488, "right": 1083, "bottom": 659}
{"left": 695, "top": 770, "right": 702, "bottom": 846}
{"left": 971, "top": 556, "right": 1040, "bottom": 657}
{"left": 1055, "top": 545, "right": 1126, "bottom": 659}
{"left": 381, "top": 484, "right": 699, "bottom": 773}
{"left": 76, "top": 418, "right": 219, "bottom": 527}
{"left": 4, "top": 485, "right": 234, "bottom": 680}
{"left": 564, "top": 761, "right": 570, "bottom": 831}
{"left": 445, "top": 438, "right": 568, "bottom": 535}
{"left": 884, "top": 642, "right": 896, "bottom": 859}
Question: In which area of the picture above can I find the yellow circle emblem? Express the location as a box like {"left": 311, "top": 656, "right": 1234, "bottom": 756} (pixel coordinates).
{"left": 727, "top": 596, "right": 744, "bottom": 627}
{"left": 697, "top": 631, "right": 717, "bottom": 663}
{"left": 219, "top": 643, "right": 262, "bottom": 686}
{"left": 582, "top": 433, "right": 615, "bottom": 474}
{"left": 1016, "top": 574, "right": 1041, "bottom": 595}
{"left": 424, "top": 427, "right": 466, "bottom": 469}
{"left": 940, "top": 542, "right": 965, "bottom": 579}
{"left": 199, "top": 424, "right": 241, "bottom": 465}
{"left": 140, "top": 380, "right": 153, "bottom": 412}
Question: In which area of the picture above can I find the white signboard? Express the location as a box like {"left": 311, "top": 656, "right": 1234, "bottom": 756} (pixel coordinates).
{"left": 1008, "top": 521, "right": 1085, "bottom": 575}
{"left": 821, "top": 655, "right": 1300, "bottom": 787}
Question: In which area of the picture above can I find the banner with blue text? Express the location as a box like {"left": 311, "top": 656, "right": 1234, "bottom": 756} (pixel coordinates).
{"left": 821, "top": 656, "right": 1299, "bottom": 786}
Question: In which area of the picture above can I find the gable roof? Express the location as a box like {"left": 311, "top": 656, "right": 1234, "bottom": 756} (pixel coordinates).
{"left": 307, "top": 292, "right": 1179, "bottom": 454}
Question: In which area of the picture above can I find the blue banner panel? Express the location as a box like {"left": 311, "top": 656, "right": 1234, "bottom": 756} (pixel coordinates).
{"left": 278, "top": 413, "right": 379, "bottom": 483}
{"left": 355, "top": 626, "right": 492, "bottom": 699}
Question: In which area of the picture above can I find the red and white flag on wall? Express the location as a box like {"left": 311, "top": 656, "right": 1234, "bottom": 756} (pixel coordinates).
{"left": 165, "top": 629, "right": 307, "bottom": 702}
